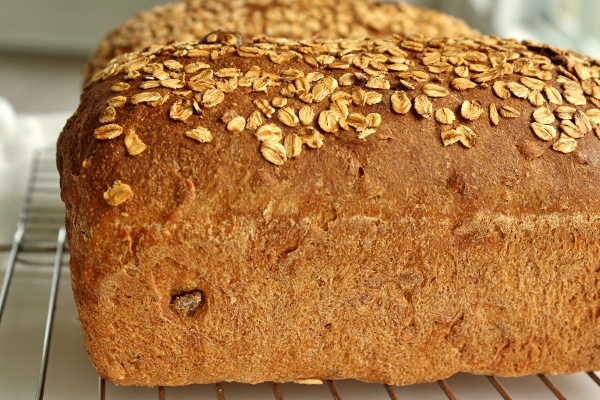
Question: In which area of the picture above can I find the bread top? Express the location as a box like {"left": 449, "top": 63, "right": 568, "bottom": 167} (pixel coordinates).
{"left": 60, "top": 34, "right": 600, "bottom": 278}
{"left": 84, "top": 0, "right": 478, "bottom": 82}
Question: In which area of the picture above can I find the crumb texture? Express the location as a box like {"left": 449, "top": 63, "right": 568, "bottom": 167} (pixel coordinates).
{"left": 57, "top": 34, "right": 600, "bottom": 386}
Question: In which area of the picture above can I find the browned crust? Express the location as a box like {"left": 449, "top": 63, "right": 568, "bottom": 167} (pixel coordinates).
{"left": 58, "top": 35, "right": 600, "bottom": 386}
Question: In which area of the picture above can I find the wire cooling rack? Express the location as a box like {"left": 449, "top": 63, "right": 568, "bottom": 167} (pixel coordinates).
{"left": 1, "top": 147, "right": 600, "bottom": 399}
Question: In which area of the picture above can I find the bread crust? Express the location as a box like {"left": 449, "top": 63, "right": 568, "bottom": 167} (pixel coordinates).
{"left": 58, "top": 35, "right": 600, "bottom": 386}
{"left": 84, "top": 0, "right": 479, "bottom": 83}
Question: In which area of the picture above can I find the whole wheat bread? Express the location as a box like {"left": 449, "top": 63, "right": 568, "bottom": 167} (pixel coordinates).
{"left": 58, "top": 34, "right": 600, "bottom": 386}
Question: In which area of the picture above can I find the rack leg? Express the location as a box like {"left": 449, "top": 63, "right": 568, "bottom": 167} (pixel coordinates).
{"left": 34, "top": 228, "right": 66, "bottom": 400}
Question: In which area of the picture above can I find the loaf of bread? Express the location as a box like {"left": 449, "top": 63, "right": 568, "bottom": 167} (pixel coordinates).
{"left": 84, "top": 0, "right": 478, "bottom": 82}
{"left": 58, "top": 34, "right": 600, "bottom": 387}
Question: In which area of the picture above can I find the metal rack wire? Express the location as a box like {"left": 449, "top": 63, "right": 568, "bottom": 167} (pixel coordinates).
{"left": 1, "top": 148, "right": 600, "bottom": 399}
{"left": 0, "top": 147, "right": 67, "bottom": 322}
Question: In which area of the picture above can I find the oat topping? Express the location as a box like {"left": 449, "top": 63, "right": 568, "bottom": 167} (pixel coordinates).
{"left": 460, "top": 100, "right": 484, "bottom": 121}
{"left": 111, "top": 82, "right": 130, "bottom": 92}
{"left": 552, "top": 135, "right": 577, "bottom": 153}
{"left": 247, "top": 110, "right": 265, "bottom": 130}
{"left": 453, "top": 65, "right": 469, "bottom": 77}
{"left": 531, "top": 122, "right": 558, "bottom": 142}
{"left": 284, "top": 133, "right": 303, "bottom": 158}
{"left": 107, "top": 96, "right": 127, "bottom": 108}
{"left": 277, "top": 107, "right": 300, "bottom": 127}
{"left": 90, "top": 33, "right": 600, "bottom": 197}
{"left": 215, "top": 67, "right": 241, "bottom": 78}
{"left": 226, "top": 116, "right": 247, "bottom": 133}
{"left": 124, "top": 129, "right": 147, "bottom": 156}
{"left": 347, "top": 113, "right": 368, "bottom": 132}
{"left": 390, "top": 91, "right": 412, "bottom": 114}
{"left": 271, "top": 97, "right": 288, "bottom": 108}
{"left": 544, "top": 86, "right": 563, "bottom": 105}
{"left": 451, "top": 78, "right": 477, "bottom": 91}
{"left": 533, "top": 107, "right": 555, "bottom": 125}
{"left": 131, "top": 92, "right": 162, "bottom": 105}
{"left": 423, "top": 84, "right": 450, "bottom": 98}
{"left": 139, "top": 81, "right": 160, "bottom": 90}
{"left": 456, "top": 125, "right": 477, "bottom": 148}
{"left": 441, "top": 125, "right": 476, "bottom": 148}
{"left": 507, "top": 82, "right": 530, "bottom": 99}
{"left": 498, "top": 105, "right": 520, "bottom": 119}
{"left": 255, "top": 123, "right": 283, "bottom": 142}
{"left": 170, "top": 98, "right": 194, "bottom": 121}
{"left": 99, "top": 106, "right": 117, "bottom": 124}
{"left": 185, "top": 127, "right": 213, "bottom": 143}
{"left": 586, "top": 108, "right": 600, "bottom": 125}
{"left": 489, "top": 103, "right": 500, "bottom": 126}
{"left": 521, "top": 77, "right": 546, "bottom": 91}
{"left": 123, "top": 56, "right": 149, "bottom": 74}
{"left": 312, "top": 82, "right": 332, "bottom": 102}
{"left": 94, "top": 124, "right": 123, "bottom": 140}
{"left": 185, "top": 62, "right": 210, "bottom": 74}
{"left": 441, "top": 128, "right": 462, "bottom": 147}
{"left": 564, "top": 89, "right": 587, "bottom": 106}
{"left": 435, "top": 108, "right": 456, "bottom": 125}
{"left": 399, "top": 79, "right": 416, "bottom": 90}
{"left": 414, "top": 94, "right": 433, "bottom": 119}
{"left": 318, "top": 110, "right": 340, "bottom": 133}
{"left": 161, "top": 78, "right": 185, "bottom": 90}
{"left": 365, "top": 76, "right": 390, "bottom": 90}
{"left": 103, "top": 180, "right": 133, "bottom": 206}
{"left": 556, "top": 106, "right": 577, "bottom": 120}
{"left": 202, "top": 89, "right": 225, "bottom": 108}
{"left": 492, "top": 81, "right": 511, "bottom": 99}
{"left": 366, "top": 113, "right": 382, "bottom": 128}
{"left": 299, "top": 105, "right": 315, "bottom": 126}
{"left": 260, "top": 140, "right": 287, "bottom": 165}
{"left": 528, "top": 90, "right": 546, "bottom": 107}
{"left": 163, "top": 59, "right": 183, "bottom": 71}
{"left": 254, "top": 99, "right": 276, "bottom": 118}
{"left": 357, "top": 128, "right": 377, "bottom": 140}
{"left": 561, "top": 120, "right": 584, "bottom": 138}
{"left": 411, "top": 71, "right": 430, "bottom": 83}
{"left": 562, "top": 81, "right": 584, "bottom": 94}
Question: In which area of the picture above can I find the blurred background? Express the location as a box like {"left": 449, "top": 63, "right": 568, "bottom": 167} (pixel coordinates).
{"left": 0, "top": 0, "right": 599, "bottom": 114}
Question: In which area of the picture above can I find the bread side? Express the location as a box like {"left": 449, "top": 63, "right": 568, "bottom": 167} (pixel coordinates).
{"left": 58, "top": 35, "right": 600, "bottom": 386}
{"left": 84, "top": 0, "right": 479, "bottom": 82}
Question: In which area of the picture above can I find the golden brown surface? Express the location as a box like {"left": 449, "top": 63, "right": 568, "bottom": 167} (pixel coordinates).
{"left": 58, "top": 34, "right": 600, "bottom": 386}
{"left": 84, "top": 0, "right": 479, "bottom": 82}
